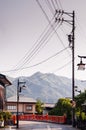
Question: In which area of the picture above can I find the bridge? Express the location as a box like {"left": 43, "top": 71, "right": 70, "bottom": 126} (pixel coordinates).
{"left": 12, "top": 114, "right": 66, "bottom": 125}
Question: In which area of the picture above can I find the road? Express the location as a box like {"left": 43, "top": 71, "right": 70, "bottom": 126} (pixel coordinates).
{"left": 12, "top": 121, "right": 80, "bottom": 130}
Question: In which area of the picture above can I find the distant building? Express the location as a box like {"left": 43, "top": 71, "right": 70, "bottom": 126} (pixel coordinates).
{"left": 0, "top": 74, "right": 12, "bottom": 111}
{"left": 43, "top": 103, "right": 55, "bottom": 115}
{"left": 6, "top": 95, "right": 37, "bottom": 114}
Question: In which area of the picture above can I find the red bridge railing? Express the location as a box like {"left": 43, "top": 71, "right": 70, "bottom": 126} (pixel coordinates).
{"left": 12, "top": 114, "right": 66, "bottom": 124}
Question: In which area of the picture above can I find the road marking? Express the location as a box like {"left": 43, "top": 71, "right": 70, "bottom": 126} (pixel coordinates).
{"left": 47, "top": 125, "right": 62, "bottom": 130}
{"left": 47, "top": 125, "right": 51, "bottom": 130}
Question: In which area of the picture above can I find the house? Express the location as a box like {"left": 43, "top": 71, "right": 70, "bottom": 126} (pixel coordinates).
{"left": 6, "top": 95, "right": 37, "bottom": 114}
{"left": 43, "top": 103, "right": 55, "bottom": 115}
{"left": 0, "top": 74, "right": 12, "bottom": 110}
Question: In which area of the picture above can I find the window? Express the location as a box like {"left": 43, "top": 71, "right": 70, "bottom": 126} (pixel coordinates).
{"left": 7, "top": 105, "right": 16, "bottom": 110}
{"left": 26, "top": 105, "right": 32, "bottom": 111}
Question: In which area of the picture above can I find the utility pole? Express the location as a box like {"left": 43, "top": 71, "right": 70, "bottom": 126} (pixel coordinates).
{"left": 55, "top": 10, "right": 75, "bottom": 127}
{"left": 16, "top": 79, "right": 19, "bottom": 129}
{"left": 16, "top": 79, "right": 26, "bottom": 128}
{"left": 72, "top": 11, "right": 75, "bottom": 127}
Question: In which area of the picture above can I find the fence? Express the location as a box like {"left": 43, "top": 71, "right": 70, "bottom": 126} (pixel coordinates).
{"left": 12, "top": 114, "right": 66, "bottom": 124}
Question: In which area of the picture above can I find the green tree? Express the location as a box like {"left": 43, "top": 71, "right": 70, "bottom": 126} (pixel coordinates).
{"left": 75, "top": 90, "right": 86, "bottom": 111}
{"left": 49, "top": 98, "right": 72, "bottom": 120}
{"left": 0, "top": 111, "right": 4, "bottom": 121}
{"left": 36, "top": 99, "right": 44, "bottom": 114}
{"left": 75, "top": 90, "right": 86, "bottom": 120}
{"left": 0, "top": 111, "right": 12, "bottom": 127}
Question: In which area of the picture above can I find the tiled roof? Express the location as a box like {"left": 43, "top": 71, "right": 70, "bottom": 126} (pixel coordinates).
{"left": 7, "top": 95, "right": 37, "bottom": 103}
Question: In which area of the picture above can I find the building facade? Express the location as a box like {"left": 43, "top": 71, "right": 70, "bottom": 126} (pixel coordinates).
{"left": 0, "top": 74, "right": 12, "bottom": 111}
{"left": 7, "top": 96, "right": 37, "bottom": 114}
{"left": 0, "top": 86, "right": 4, "bottom": 110}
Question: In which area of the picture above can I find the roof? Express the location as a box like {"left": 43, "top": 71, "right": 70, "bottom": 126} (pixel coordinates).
{"left": 43, "top": 103, "right": 55, "bottom": 108}
{"left": 7, "top": 95, "right": 37, "bottom": 103}
{"left": 0, "top": 74, "right": 12, "bottom": 87}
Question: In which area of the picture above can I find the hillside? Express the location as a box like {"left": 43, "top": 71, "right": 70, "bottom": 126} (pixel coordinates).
{"left": 7, "top": 72, "right": 86, "bottom": 103}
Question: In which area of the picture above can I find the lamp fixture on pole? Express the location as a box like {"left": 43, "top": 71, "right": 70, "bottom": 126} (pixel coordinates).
{"left": 77, "top": 55, "right": 86, "bottom": 70}
{"left": 74, "top": 86, "right": 81, "bottom": 94}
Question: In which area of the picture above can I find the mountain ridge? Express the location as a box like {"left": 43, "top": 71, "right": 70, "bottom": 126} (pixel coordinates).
{"left": 6, "top": 72, "right": 86, "bottom": 103}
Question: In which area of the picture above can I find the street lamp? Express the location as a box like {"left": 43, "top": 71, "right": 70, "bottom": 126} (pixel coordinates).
{"left": 75, "top": 86, "right": 81, "bottom": 94}
{"left": 75, "top": 89, "right": 81, "bottom": 94}
{"left": 77, "top": 56, "right": 86, "bottom": 70}
{"left": 16, "top": 79, "right": 26, "bottom": 129}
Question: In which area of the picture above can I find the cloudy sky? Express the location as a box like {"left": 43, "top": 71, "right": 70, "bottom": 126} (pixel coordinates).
{"left": 0, "top": 0, "right": 86, "bottom": 80}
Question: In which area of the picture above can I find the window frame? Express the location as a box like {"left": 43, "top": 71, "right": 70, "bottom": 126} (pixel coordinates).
{"left": 26, "top": 105, "right": 32, "bottom": 111}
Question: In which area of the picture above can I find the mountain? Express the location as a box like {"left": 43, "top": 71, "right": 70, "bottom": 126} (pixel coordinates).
{"left": 6, "top": 72, "right": 86, "bottom": 103}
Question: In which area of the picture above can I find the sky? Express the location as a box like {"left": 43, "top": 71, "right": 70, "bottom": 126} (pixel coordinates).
{"left": 0, "top": 0, "right": 86, "bottom": 80}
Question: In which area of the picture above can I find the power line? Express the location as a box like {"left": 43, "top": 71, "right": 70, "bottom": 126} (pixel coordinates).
{"left": 16, "top": 19, "right": 61, "bottom": 70}
{"left": 45, "top": 0, "right": 54, "bottom": 15}
{"left": 5, "top": 1, "right": 72, "bottom": 77}
{"left": 55, "top": 0, "right": 60, "bottom": 9}
{"left": 36, "top": 0, "right": 70, "bottom": 55}
{"left": 13, "top": 16, "right": 57, "bottom": 70}
{"left": 12, "top": 0, "right": 69, "bottom": 73}
{"left": 1, "top": 46, "right": 68, "bottom": 73}
{"left": 52, "top": 60, "right": 72, "bottom": 73}
{"left": 57, "top": 0, "right": 63, "bottom": 10}
{"left": 51, "top": 0, "right": 56, "bottom": 10}
{"left": 11, "top": 0, "right": 71, "bottom": 75}
{"left": 13, "top": 1, "right": 63, "bottom": 71}
{"left": 76, "top": 15, "right": 86, "bottom": 42}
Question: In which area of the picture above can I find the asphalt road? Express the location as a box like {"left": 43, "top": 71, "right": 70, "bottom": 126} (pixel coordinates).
{"left": 12, "top": 121, "right": 80, "bottom": 130}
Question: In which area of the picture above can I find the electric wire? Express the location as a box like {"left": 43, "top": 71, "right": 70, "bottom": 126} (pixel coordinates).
{"left": 13, "top": 20, "right": 53, "bottom": 69}
{"left": 51, "top": 0, "right": 57, "bottom": 10}
{"left": 76, "top": 15, "right": 86, "bottom": 42}
{"left": 57, "top": 0, "right": 63, "bottom": 10}
{"left": 36, "top": 0, "right": 65, "bottom": 47}
{"left": 13, "top": 16, "right": 56, "bottom": 70}
{"left": 16, "top": 19, "right": 61, "bottom": 70}
{"left": 13, "top": 1, "right": 63, "bottom": 70}
{"left": 12, "top": 0, "right": 70, "bottom": 72}
{"left": 45, "top": 0, "right": 54, "bottom": 15}
{"left": 0, "top": 46, "right": 69, "bottom": 73}
{"left": 55, "top": 0, "right": 60, "bottom": 9}
{"left": 36, "top": 0, "right": 70, "bottom": 55}
{"left": 52, "top": 60, "right": 72, "bottom": 73}
{"left": 4, "top": 0, "right": 72, "bottom": 77}
{"left": 10, "top": 0, "right": 71, "bottom": 74}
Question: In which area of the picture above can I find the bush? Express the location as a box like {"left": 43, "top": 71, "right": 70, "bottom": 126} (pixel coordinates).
{"left": 0, "top": 111, "right": 4, "bottom": 121}
{"left": 0, "top": 111, "right": 12, "bottom": 126}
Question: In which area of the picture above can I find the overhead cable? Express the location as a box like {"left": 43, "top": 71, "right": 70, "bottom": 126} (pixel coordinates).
{"left": 0, "top": 46, "right": 69, "bottom": 73}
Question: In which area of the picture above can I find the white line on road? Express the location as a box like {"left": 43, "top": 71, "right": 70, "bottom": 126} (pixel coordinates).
{"left": 47, "top": 125, "right": 62, "bottom": 130}
{"left": 47, "top": 125, "right": 51, "bottom": 130}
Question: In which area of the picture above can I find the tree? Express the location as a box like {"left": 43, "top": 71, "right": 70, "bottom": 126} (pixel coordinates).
{"left": 75, "top": 90, "right": 86, "bottom": 120}
{"left": 0, "top": 111, "right": 12, "bottom": 127}
{"left": 75, "top": 90, "right": 86, "bottom": 111}
{"left": 49, "top": 98, "right": 72, "bottom": 120}
{"left": 36, "top": 99, "right": 44, "bottom": 114}
{"left": 0, "top": 111, "right": 4, "bottom": 122}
